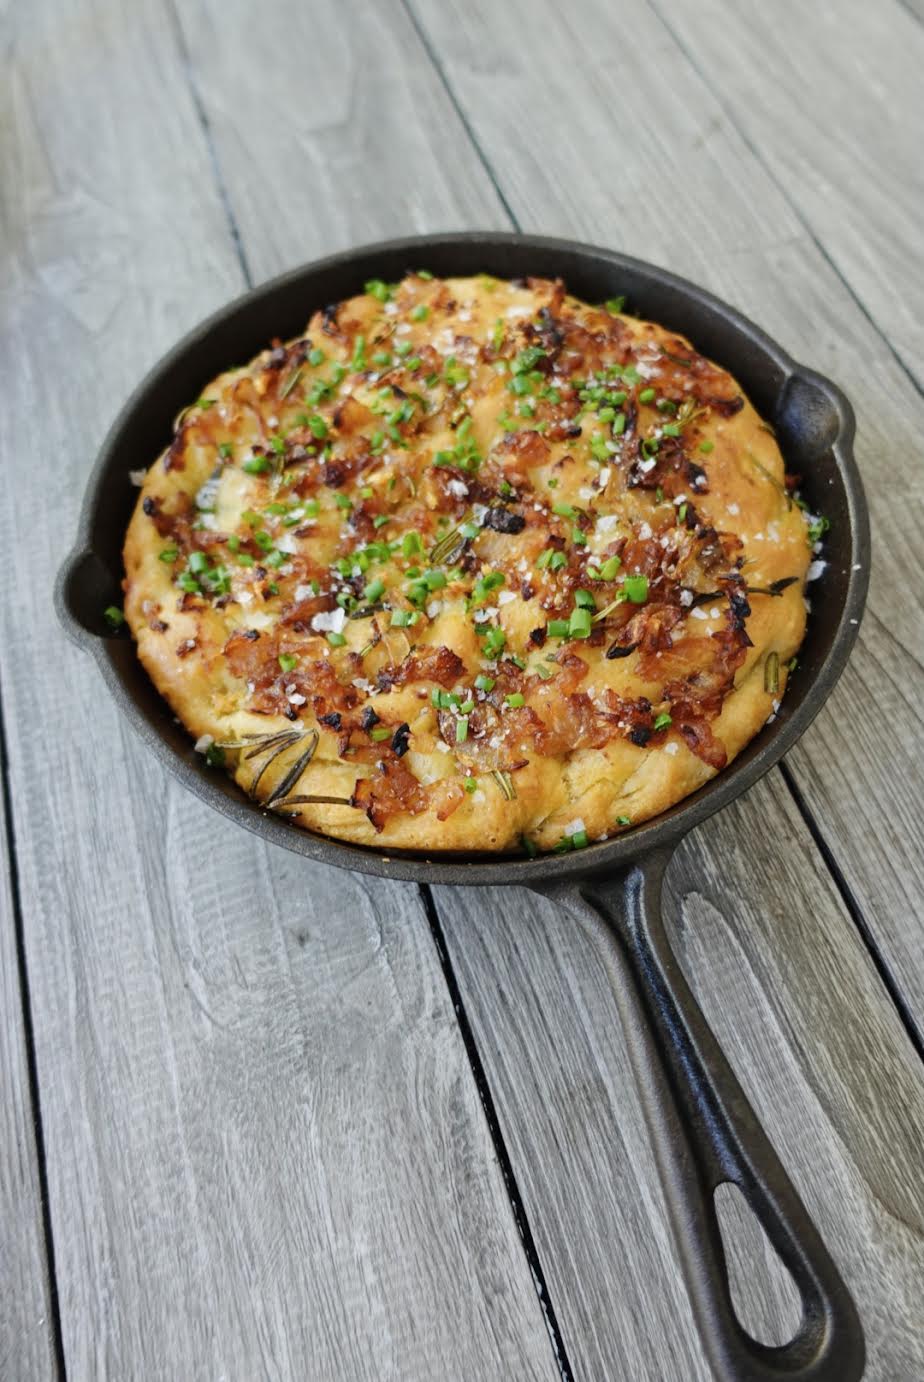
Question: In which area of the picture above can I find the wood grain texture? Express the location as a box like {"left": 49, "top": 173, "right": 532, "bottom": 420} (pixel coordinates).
{"left": 0, "top": 766, "right": 57, "bottom": 1379}
{"left": 4, "top": 0, "right": 923, "bottom": 1378}
{"left": 432, "top": 777, "right": 924, "bottom": 1381}
{"left": 175, "top": 0, "right": 510, "bottom": 280}
{"left": 406, "top": 0, "right": 924, "bottom": 1039}
{"left": 0, "top": 1, "right": 555, "bottom": 1377}
{"left": 655, "top": 0, "right": 924, "bottom": 390}
{"left": 402, "top": 0, "right": 924, "bottom": 1371}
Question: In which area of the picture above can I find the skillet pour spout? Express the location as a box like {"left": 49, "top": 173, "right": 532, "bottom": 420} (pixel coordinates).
{"left": 56, "top": 232, "right": 870, "bottom": 1380}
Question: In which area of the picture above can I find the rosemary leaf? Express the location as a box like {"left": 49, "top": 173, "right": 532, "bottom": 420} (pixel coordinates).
{"left": 764, "top": 651, "right": 780, "bottom": 695}
{"left": 491, "top": 770, "right": 517, "bottom": 801}
{"left": 280, "top": 366, "right": 303, "bottom": 400}
{"left": 264, "top": 732, "right": 320, "bottom": 806}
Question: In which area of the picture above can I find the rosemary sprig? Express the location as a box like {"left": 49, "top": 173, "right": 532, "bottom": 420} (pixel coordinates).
{"left": 214, "top": 728, "right": 319, "bottom": 801}
{"left": 764, "top": 652, "right": 780, "bottom": 695}
{"left": 492, "top": 770, "right": 517, "bottom": 800}
{"left": 675, "top": 399, "right": 707, "bottom": 430}
{"left": 279, "top": 365, "right": 303, "bottom": 400}
{"left": 264, "top": 732, "right": 320, "bottom": 806}
{"left": 745, "top": 576, "right": 799, "bottom": 597}
{"left": 593, "top": 594, "right": 628, "bottom": 623}
{"left": 430, "top": 513, "right": 474, "bottom": 565}
{"left": 273, "top": 794, "right": 355, "bottom": 808}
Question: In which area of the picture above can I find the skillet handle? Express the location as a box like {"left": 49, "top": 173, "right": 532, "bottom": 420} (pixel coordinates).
{"left": 537, "top": 853, "right": 864, "bottom": 1382}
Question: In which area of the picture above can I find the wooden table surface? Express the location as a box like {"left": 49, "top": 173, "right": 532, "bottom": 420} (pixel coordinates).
{"left": 3, "top": 0, "right": 924, "bottom": 1377}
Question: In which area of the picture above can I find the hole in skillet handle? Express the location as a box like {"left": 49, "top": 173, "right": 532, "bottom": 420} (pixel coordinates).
{"left": 715, "top": 1181, "right": 802, "bottom": 1347}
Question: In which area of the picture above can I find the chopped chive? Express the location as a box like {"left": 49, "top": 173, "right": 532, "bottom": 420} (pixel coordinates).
{"left": 616, "top": 815, "right": 631, "bottom": 827}
{"left": 159, "top": 546, "right": 179, "bottom": 563}
{"left": 699, "top": 440, "right": 714, "bottom": 454}
{"left": 638, "top": 387, "right": 656, "bottom": 404}
{"left": 574, "top": 589, "right": 596, "bottom": 609}
{"left": 505, "top": 693, "right": 525, "bottom": 708}
{"left": 547, "top": 619, "right": 570, "bottom": 638}
{"left": 483, "top": 626, "right": 506, "bottom": 658}
{"left": 568, "top": 607, "right": 592, "bottom": 638}
{"left": 456, "top": 716, "right": 469, "bottom": 743}
{"left": 364, "top": 278, "right": 393, "bottom": 303}
{"left": 103, "top": 605, "right": 125, "bottom": 628}
{"left": 278, "top": 653, "right": 298, "bottom": 673}
{"left": 474, "top": 674, "right": 495, "bottom": 692}
{"left": 327, "top": 631, "right": 347, "bottom": 647}
{"left": 243, "top": 456, "right": 270, "bottom": 474}
{"left": 623, "top": 574, "right": 649, "bottom": 603}
{"left": 599, "top": 556, "right": 621, "bottom": 580}
{"left": 370, "top": 726, "right": 392, "bottom": 742}
{"left": 653, "top": 713, "right": 672, "bottom": 731}
{"left": 410, "top": 304, "right": 429, "bottom": 321}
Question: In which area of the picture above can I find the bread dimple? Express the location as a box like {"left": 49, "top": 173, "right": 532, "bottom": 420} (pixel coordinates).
{"left": 123, "top": 272, "right": 812, "bottom": 853}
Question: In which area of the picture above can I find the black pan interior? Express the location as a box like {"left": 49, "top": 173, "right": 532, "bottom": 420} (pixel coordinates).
{"left": 57, "top": 233, "right": 868, "bottom": 885}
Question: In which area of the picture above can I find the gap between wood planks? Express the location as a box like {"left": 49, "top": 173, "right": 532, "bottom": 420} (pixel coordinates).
{"left": 645, "top": 0, "right": 924, "bottom": 413}
{"left": 0, "top": 694, "right": 67, "bottom": 1381}
{"left": 8, "top": 1, "right": 915, "bottom": 1375}
{"left": 401, "top": 0, "right": 924, "bottom": 1055}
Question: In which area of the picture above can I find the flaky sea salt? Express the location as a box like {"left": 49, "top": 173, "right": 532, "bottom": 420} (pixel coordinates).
{"left": 310, "top": 607, "right": 347, "bottom": 634}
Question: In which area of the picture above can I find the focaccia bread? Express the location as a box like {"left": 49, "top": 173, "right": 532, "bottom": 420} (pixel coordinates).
{"left": 123, "top": 272, "right": 813, "bottom": 853}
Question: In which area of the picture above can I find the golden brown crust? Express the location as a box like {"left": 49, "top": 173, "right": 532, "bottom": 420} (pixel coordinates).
{"left": 123, "top": 273, "right": 812, "bottom": 853}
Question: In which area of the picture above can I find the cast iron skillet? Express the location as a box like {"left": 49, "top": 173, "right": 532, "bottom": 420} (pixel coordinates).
{"left": 57, "top": 233, "right": 869, "bottom": 1381}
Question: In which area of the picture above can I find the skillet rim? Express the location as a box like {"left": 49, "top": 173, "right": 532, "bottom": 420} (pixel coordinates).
{"left": 55, "top": 231, "right": 870, "bottom": 886}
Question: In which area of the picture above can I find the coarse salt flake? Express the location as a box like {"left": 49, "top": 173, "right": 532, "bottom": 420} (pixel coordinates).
{"left": 310, "top": 607, "right": 347, "bottom": 635}
{"left": 194, "top": 735, "right": 214, "bottom": 754}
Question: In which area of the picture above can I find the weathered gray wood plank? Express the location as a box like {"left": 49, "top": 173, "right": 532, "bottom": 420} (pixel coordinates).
{"left": 176, "top": 0, "right": 509, "bottom": 276}
{"left": 642, "top": 0, "right": 924, "bottom": 1038}
{"left": 1, "top": 1, "right": 556, "bottom": 1377}
{"left": 0, "top": 768, "right": 57, "bottom": 1379}
{"left": 433, "top": 776, "right": 924, "bottom": 1380}
{"left": 654, "top": 0, "right": 924, "bottom": 390}
{"left": 405, "top": 0, "right": 924, "bottom": 1046}
{"left": 401, "top": 0, "right": 924, "bottom": 1373}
